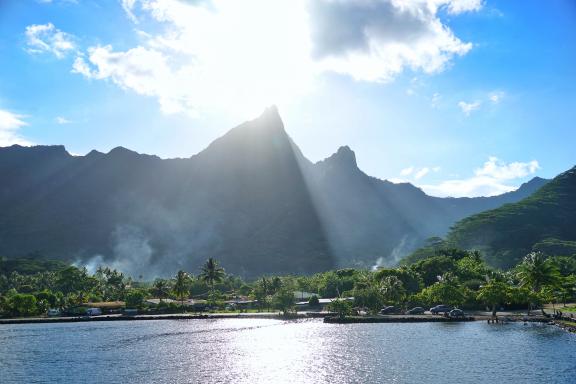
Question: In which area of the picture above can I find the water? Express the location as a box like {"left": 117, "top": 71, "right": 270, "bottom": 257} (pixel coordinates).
{"left": 0, "top": 319, "right": 574, "bottom": 383}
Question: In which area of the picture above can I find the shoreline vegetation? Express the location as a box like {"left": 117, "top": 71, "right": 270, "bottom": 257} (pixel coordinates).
{"left": 1, "top": 250, "right": 576, "bottom": 333}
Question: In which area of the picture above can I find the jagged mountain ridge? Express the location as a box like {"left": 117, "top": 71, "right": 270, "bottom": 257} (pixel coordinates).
{"left": 0, "top": 107, "right": 548, "bottom": 277}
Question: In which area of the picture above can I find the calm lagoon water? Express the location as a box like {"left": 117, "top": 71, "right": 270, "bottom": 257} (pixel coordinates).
{"left": 0, "top": 318, "right": 574, "bottom": 384}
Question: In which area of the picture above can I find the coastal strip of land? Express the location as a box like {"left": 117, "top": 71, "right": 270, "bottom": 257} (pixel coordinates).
{"left": 0, "top": 312, "right": 555, "bottom": 325}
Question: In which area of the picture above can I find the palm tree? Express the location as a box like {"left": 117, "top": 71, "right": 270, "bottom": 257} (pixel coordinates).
{"left": 173, "top": 270, "right": 190, "bottom": 311}
{"left": 200, "top": 258, "right": 226, "bottom": 306}
{"left": 516, "top": 252, "right": 560, "bottom": 314}
{"left": 200, "top": 258, "right": 225, "bottom": 290}
{"left": 152, "top": 279, "right": 170, "bottom": 301}
{"left": 380, "top": 276, "right": 405, "bottom": 305}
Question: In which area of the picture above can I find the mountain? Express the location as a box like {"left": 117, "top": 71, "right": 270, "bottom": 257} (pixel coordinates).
{"left": 0, "top": 107, "right": 548, "bottom": 277}
{"left": 446, "top": 166, "right": 576, "bottom": 268}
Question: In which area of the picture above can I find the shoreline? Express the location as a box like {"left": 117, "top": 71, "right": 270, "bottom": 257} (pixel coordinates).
{"left": 0, "top": 312, "right": 328, "bottom": 325}
{"left": 0, "top": 312, "right": 553, "bottom": 326}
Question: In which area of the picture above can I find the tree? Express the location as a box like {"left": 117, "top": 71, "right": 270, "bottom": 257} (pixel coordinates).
{"left": 516, "top": 252, "right": 560, "bottom": 314}
{"left": 308, "top": 295, "right": 320, "bottom": 307}
{"left": 375, "top": 267, "right": 422, "bottom": 294}
{"left": 252, "top": 278, "right": 271, "bottom": 312}
{"left": 272, "top": 286, "right": 295, "bottom": 316}
{"left": 55, "top": 266, "right": 97, "bottom": 296}
{"left": 126, "top": 289, "right": 146, "bottom": 308}
{"left": 411, "top": 256, "right": 458, "bottom": 287}
{"left": 152, "top": 279, "right": 171, "bottom": 300}
{"left": 199, "top": 258, "right": 226, "bottom": 303}
{"left": 477, "top": 280, "right": 510, "bottom": 317}
{"left": 173, "top": 270, "right": 190, "bottom": 311}
{"left": 380, "top": 276, "right": 406, "bottom": 305}
{"left": 327, "top": 299, "right": 353, "bottom": 319}
{"left": 270, "top": 276, "right": 282, "bottom": 295}
{"left": 557, "top": 275, "right": 576, "bottom": 306}
{"left": 419, "top": 274, "right": 466, "bottom": 308}
{"left": 9, "top": 293, "right": 38, "bottom": 317}
{"left": 353, "top": 286, "right": 384, "bottom": 313}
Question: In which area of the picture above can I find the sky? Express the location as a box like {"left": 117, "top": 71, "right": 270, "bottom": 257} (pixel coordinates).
{"left": 0, "top": 0, "right": 575, "bottom": 197}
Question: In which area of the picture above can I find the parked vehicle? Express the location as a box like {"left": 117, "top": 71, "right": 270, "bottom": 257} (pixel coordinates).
{"left": 406, "top": 307, "right": 425, "bottom": 315}
{"left": 85, "top": 308, "right": 102, "bottom": 316}
{"left": 47, "top": 308, "right": 61, "bottom": 317}
{"left": 123, "top": 308, "right": 138, "bottom": 316}
{"left": 379, "top": 306, "right": 400, "bottom": 315}
{"left": 430, "top": 305, "right": 452, "bottom": 314}
{"left": 448, "top": 308, "right": 465, "bottom": 318}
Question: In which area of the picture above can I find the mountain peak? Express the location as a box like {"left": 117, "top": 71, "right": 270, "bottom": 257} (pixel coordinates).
{"left": 254, "top": 105, "right": 284, "bottom": 132}
{"left": 108, "top": 146, "right": 136, "bottom": 155}
{"left": 196, "top": 105, "right": 301, "bottom": 164}
{"left": 317, "top": 145, "right": 358, "bottom": 171}
{"left": 514, "top": 176, "right": 549, "bottom": 195}
{"left": 334, "top": 145, "right": 357, "bottom": 166}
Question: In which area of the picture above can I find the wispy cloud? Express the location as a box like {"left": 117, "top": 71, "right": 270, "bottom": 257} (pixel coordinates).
{"left": 489, "top": 90, "right": 505, "bottom": 103}
{"left": 420, "top": 157, "right": 540, "bottom": 197}
{"left": 414, "top": 167, "right": 430, "bottom": 180}
{"left": 400, "top": 166, "right": 414, "bottom": 176}
{"left": 395, "top": 165, "right": 440, "bottom": 182}
{"left": 444, "top": 0, "right": 484, "bottom": 14}
{"left": 55, "top": 116, "right": 72, "bottom": 124}
{"left": 0, "top": 109, "right": 33, "bottom": 146}
{"left": 25, "top": 23, "right": 76, "bottom": 59}
{"left": 458, "top": 100, "right": 482, "bottom": 116}
{"left": 431, "top": 92, "right": 441, "bottom": 108}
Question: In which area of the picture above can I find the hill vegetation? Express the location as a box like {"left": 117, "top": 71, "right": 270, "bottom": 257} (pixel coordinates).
{"left": 445, "top": 166, "right": 576, "bottom": 268}
{"left": 1, "top": 251, "right": 574, "bottom": 318}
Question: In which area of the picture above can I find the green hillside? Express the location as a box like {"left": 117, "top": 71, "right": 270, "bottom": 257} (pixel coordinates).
{"left": 446, "top": 166, "right": 576, "bottom": 268}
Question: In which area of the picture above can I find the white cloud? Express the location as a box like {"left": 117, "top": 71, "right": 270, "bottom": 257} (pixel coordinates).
{"left": 414, "top": 167, "right": 430, "bottom": 180}
{"left": 0, "top": 109, "right": 33, "bottom": 147}
{"left": 443, "top": 0, "right": 484, "bottom": 14}
{"left": 73, "top": 45, "right": 174, "bottom": 110}
{"left": 308, "top": 0, "right": 479, "bottom": 82}
{"left": 420, "top": 176, "right": 515, "bottom": 197}
{"left": 73, "top": 0, "right": 317, "bottom": 116}
{"left": 25, "top": 23, "right": 76, "bottom": 59}
{"left": 489, "top": 90, "right": 505, "bottom": 103}
{"left": 420, "top": 156, "right": 540, "bottom": 197}
{"left": 69, "top": 0, "right": 481, "bottom": 116}
{"left": 71, "top": 56, "right": 93, "bottom": 77}
{"left": 55, "top": 116, "right": 72, "bottom": 124}
{"left": 397, "top": 165, "right": 439, "bottom": 181}
{"left": 121, "top": 0, "right": 139, "bottom": 23}
{"left": 458, "top": 100, "right": 481, "bottom": 116}
{"left": 475, "top": 156, "right": 540, "bottom": 180}
{"left": 400, "top": 166, "right": 414, "bottom": 176}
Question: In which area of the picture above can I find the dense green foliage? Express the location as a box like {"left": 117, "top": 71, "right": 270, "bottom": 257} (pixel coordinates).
{"left": 1, "top": 247, "right": 574, "bottom": 318}
{"left": 446, "top": 167, "right": 576, "bottom": 268}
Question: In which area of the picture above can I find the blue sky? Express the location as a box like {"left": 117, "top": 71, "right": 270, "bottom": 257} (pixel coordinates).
{"left": 0, "top": 0, "right": 575, "bottom": 197}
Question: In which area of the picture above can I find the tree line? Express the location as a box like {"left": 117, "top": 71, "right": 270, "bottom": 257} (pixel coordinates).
{"left": 1, "top": 249, "right": 575, "bottom": 318}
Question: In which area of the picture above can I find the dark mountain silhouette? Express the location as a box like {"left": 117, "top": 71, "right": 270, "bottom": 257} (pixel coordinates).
{"left": 446, "top": 166, "right": 576, "bottom": 268}
{"left": 0, "top": 107, "right": 548, "bottom": 277}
